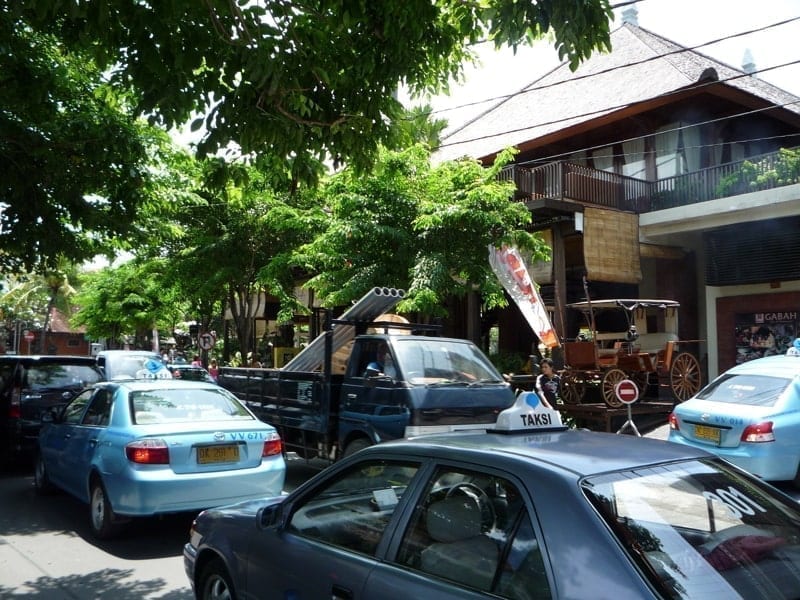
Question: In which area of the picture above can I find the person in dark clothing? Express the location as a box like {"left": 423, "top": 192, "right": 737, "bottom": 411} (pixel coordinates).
{"left": 535, "top": 358, "right": 560, "bottom": 409}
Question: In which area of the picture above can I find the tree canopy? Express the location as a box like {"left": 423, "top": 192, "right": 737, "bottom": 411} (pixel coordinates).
{"left": 297, "top": 144, "right": 548, "bottom": 315}
{"left": 0, "top": 12, "right": 165, "bottom": 273}
{"left": 10, "top": 0, "right": 612, "bottom": 172}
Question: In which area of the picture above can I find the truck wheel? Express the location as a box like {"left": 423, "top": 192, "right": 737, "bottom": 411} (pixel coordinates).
{"left": 343, "top": 438, "right": 371, "bottom": 458}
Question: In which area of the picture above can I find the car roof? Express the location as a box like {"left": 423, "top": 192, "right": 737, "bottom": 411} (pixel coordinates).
{"left": 94, "top": 379, "right": 220, "bottom": 392}
{"left": 367, "top": 428, "right": 711, "bottom": 479}
{"left": 96, "top": 350, "right": 161, "bottom": 356}
{"left": 725, "top": 355, "right": 800, "bottom": 378}
{"left": 0, "top": 355, "right": 98, "bottom": 365}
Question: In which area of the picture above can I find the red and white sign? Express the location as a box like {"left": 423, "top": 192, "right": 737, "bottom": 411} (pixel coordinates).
{"left": 23, "top": 330, "right": 34, "bottom": 342}
{"left": 488, "top": 244, "right": 560, "bottom": 349}
{"left": 615, "top": 379, "right": 639, "bottom": 404}
{"left": 198, "top": 332, "right": 216, "bottom": 350}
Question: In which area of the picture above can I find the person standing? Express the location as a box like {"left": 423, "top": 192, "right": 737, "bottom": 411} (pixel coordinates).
{"left": 535, "top": 358, "right": 560, "bottom": 409}
{"left": 208, "top": 358, "right": 219, "bottom": 381}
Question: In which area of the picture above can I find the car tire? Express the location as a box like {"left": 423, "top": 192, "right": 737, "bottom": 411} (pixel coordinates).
{"left": 343, "top": 438, "right": 371, "bottom": 458}
{"left": 198, "top": 557, "right": 236, "bottom": 600}
{"left": 89, "top": 478, "right": 122, "bottom": 540}
{"left": 33, "top": 453, "right": 56, "bottom": 495}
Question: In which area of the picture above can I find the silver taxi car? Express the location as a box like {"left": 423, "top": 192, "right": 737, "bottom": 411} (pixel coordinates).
{"left": 184, "top": 393, "right": 800, "bottom": 599}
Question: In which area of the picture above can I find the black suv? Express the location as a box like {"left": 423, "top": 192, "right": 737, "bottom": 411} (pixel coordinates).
{"left": 0, "top": 355, "right": 104, "bottom": 467}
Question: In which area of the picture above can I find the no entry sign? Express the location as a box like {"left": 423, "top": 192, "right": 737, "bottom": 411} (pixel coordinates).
{"left": 615, "top": 379, "right": 639, "bottom": 405}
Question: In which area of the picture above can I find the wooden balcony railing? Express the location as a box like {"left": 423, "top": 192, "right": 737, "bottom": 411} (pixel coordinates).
{"left": 500, "top": 146, "right": 800, "bottom": 214}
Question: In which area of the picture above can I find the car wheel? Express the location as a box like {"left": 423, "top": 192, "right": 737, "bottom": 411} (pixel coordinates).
{"left": 199, "top": 558, "right": 236, "bottom": 600}
{"left": 89, "top": 479, "right": 122, "bottom": 540}
{"left": 33, "top": 453, "right": 56, "bottom": 495}
{"left": 343, "top": 438, "right": 371, "bottom": 458}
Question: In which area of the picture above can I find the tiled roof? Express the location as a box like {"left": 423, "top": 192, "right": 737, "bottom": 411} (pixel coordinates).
{"left": 48, "top": 306, "right": 86, "bottom": 334}
{"left": 433, "top": 23, "right": 800, "bottom": 163}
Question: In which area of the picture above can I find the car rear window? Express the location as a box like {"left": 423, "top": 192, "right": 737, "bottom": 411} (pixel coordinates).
{"left": 130, "top": 387, "right": 253, "bottom": 424}
{"left": 26, "top": 364, "right": 103, "bottom": 390}
{"left": 694, "top": 373, "right": 790, "bottom": 407}
{"left": 583, "top": 459, "right": 800, "bottom": 599}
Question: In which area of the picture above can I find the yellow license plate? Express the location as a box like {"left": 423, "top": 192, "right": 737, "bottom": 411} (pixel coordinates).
{"left": 197, "top": 444, "right": 240, "bottom": 464}
{"left": 694, "top": 425, "right": 721, "bottom": 443}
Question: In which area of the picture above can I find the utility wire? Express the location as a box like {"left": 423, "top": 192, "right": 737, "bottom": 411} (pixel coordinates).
{"left": 433, "top": 56, "right": 800, "bottom": 158}
{"left": 417, "top": 16, "right": 800, "bottom": 122}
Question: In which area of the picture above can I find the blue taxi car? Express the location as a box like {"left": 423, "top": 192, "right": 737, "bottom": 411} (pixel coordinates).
{"left": 184, "top": 393, "right": 800, "bottom": 599}
{"left": 35, "top": 379, "right": 285, "bottom": 539}
{"left": 668, "top": 350, "right": 800, "bottom": 486}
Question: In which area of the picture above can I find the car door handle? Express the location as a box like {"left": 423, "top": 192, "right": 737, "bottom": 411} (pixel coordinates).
{"left": 88, "top": 439, "right": 98, "bottom": 448}
{"left": 346, "top": 394, "right": 357, "bottom": 399}
{"left": 331, "top": 585, "right": 352, "bottom": 600}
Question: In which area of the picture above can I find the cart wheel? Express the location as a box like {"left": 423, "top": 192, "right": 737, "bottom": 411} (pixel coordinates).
{"left": 671, "top": 352, "right": 702, "bottom": 402}
{"left": 602, "top": 368, "right": 628, "bottom": 408}
{"left": 632, "top": 371, "right": 650, "bottom": 399}
{"left": 561, "top": 373, "right": 585, "bottom": 404}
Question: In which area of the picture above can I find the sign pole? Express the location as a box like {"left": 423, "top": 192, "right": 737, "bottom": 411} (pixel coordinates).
{"left": 614, "top": 378, "right": 641, "bottom": 437}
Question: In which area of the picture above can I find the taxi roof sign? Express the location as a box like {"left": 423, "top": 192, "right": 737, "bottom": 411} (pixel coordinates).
{"left": 489, "top": 392, "right": 567, "bottom": 434}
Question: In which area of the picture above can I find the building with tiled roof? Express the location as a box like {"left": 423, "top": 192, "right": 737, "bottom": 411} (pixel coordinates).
{"left": 437, "top": 15, "right": 800, "bottom": 389}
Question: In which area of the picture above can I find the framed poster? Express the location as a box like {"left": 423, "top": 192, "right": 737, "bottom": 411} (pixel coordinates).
{"left": 735, "top": 311, "right": 798, "bottom": 364}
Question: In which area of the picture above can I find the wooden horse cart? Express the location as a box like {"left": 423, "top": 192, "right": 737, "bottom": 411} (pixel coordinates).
{"left": 560, "top": 299, "right": 703, "bottom": 408}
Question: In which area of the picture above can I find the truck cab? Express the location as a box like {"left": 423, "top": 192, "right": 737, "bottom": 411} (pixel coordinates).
{"left": 338, "top": 335, "right": 514, "bottom": 456}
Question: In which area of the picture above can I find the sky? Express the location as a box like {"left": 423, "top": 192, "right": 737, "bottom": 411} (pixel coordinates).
{"left": 402, "top": 0, "right": 800, "bottom": 133}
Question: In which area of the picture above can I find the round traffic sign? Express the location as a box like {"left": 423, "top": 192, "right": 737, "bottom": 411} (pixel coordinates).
{"left": 198, "top": 332, "right": 216, "bottom": 350}
{"left": 24, "top": 330, "right": 35, "bottom": 342}
{"left": 614, "top": 378, "right": 639, "bottom": 404}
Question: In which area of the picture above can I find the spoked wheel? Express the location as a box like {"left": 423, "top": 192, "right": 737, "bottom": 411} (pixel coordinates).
{"left": 561, "top": 373, "right": 586, "bottom": 405}
{"left": 632, "top": 371, "right": 650, "bottom": 399}
{"left": 601, "top": 368, "right": 628, "bottom": 408}
{"left": 670, "top": 352, "right": 702, "bottom": 402}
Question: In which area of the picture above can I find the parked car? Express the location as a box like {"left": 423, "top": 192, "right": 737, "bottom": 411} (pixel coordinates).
{"left": 184, "top": 394, "right": 800, "bottom": 600}
{"left": 168, "top": 364, "right": 216, "bottom": 383}
{"left": 0, "top": 355, "right": 104, "bottom": 467}
{"left": 668, "top": 351, "right": 800, "bottom": 486}
{"left": 95, "top": 349, "right": 171, "bottom": 381}
{"left": 35, "top": 378, "right": 285, "bottom": 539}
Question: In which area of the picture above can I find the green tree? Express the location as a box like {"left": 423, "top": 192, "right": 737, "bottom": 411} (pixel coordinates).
{"left": 296, "top": 144, "right": 548, "bottom": 317}
{"left": 0, "top": 262, "right": 80, "bottom": 352}
{"left": 11, "top": 0, "right": 612, "bottom": 173}
{"left": 0, "top": 12, "right": 167, "bottom": 273}
{"left": 72, "top": 261, "right": 188, "bottom": 349}
{"left": 161, "top": 159, "right": 327, "bottom": 361}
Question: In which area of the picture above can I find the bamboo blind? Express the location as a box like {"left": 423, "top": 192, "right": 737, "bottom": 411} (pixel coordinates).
{"left": 583, "top": 207, "right": 641, "bottom": 283}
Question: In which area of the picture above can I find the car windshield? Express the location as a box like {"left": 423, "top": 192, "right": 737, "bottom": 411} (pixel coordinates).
{"left": 171, "top": 367, "right": 213, "bottom": 382}
{"left": 694, "top": 373, "right": 791, "bottom": 407}
{"left": 130, "top": 388, "right": 253, "bottom": 424}
{"left": 105, "top": 353, "right": 170, "bottom": 381}
{"left": 583, "top": 459, "right": 800, "bottom": 599}
{"left": 392, "top": 338, "right": 503, "bottom": 385}
{"left": 26, "top": 364, "right": 103, "bottom": 389}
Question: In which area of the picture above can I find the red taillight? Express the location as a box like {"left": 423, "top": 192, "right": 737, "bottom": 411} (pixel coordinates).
{"left": 8, "top": 403, "right": 21, "bottom": 419}
{"left": 262, "top": 434, "right": 283, "bottom": 457}
{"left": 741, "top": 421, "right": 775, "bottom": 443}
{"left": 668, "top": 412, "right": 679, "bottom": 431}
{"left": 126, "top": 439, "right": 170, "bottom": 464}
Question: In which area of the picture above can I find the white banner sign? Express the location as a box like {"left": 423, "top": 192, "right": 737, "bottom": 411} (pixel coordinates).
{"left": 489, "top": 244, "right": 560, "bottom": 349}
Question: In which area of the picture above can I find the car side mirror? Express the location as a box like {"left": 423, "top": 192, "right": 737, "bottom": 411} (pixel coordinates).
{"left": 364, "top": 366, "right": 381, "bottom": 378}
{"left": 41, "top": 409, "right": 56, "bottom": 424}
{"left": 259, "top": 503, "right": 283, "bottom": 529}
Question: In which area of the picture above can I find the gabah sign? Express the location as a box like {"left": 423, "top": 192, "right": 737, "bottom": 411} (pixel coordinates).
{"left": 615, "top": 379, "right": 639, "bottom": 405}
